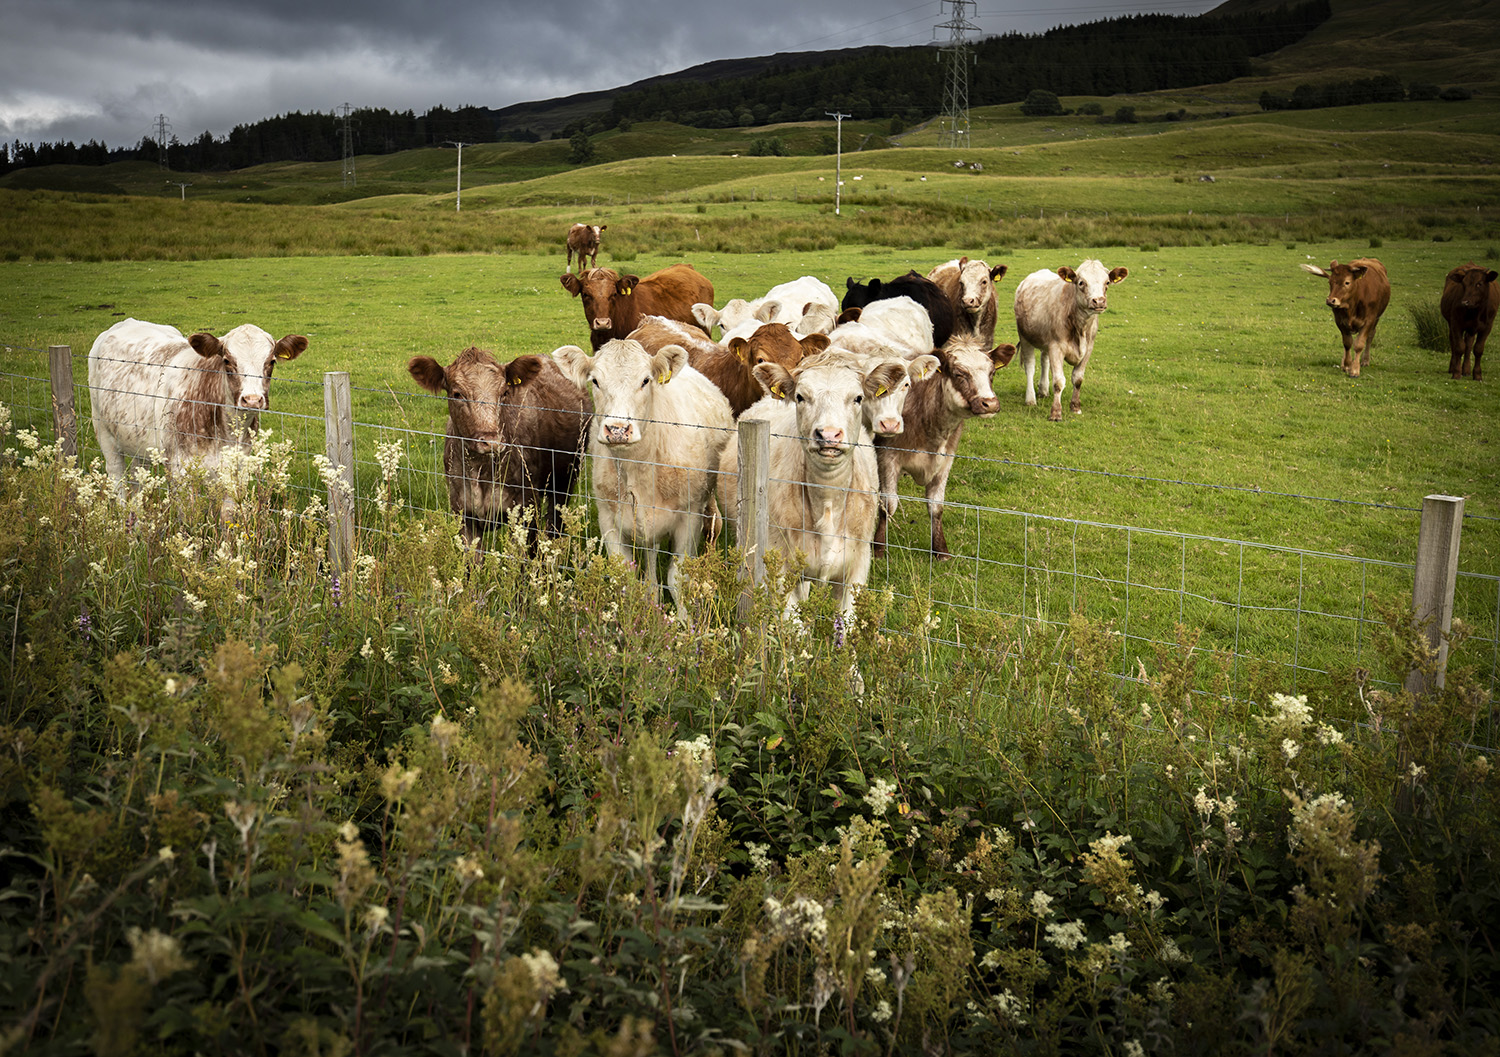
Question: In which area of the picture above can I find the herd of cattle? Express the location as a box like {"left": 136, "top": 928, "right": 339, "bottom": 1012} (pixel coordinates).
{"left": 84, "top": 233, "right": 1499, "bottom": 619}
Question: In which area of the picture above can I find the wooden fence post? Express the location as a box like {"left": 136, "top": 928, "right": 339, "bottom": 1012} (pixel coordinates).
{"left": 48, "top": 346, "right": 77, "bottom": 462}
{"left": 1404, "top": 494, "right": 1464, "bottom": 696}
{"left": 324, "top": 372, "right": 355, "bottom": 576}
{"left": 735, "top": 416, "right": 770, "bottom": 623}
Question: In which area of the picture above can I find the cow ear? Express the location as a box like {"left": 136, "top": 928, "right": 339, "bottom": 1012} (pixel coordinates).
{"left": 1488, "top": 270, "right": 1499, "bottom": 284}
{"left": 551, "top": 345, "right": 593, "bottom": 389}
{"left": 728, "top": 337, "right": 751, "bottom": 365}
{"left": 1056, "top": 267, "right": 1077, "bottom": 283}
{"left": 958, "top": 256, "right": 969, "bottom": 268}
{"left": 799, "top": 333, "right": 831, "bottom": 357}
{"left": 836, "top": 307, "right": 862, "bottom": 325}
{"left": 1300, "top": 263, "right": 1329, "bottom": 278}
{"left": 990, "top": 264, "right": 1007, "bottom": 281}
{"left": 692, "top": 303, "right": 720, "bottom": 330}
{"left": 990, "top": 343, "right": 1018, "bottom": 368}
{"left": 864, "top": 362, "right": 906, "bottom": 401}
{"left": 1447, "top": 267, "right": 1467, "bottom": 284}
{"left": 189, "top": 333, "right": 225, "bottom": 359}
{"left": 408, "top": 356, "right": 448, "bottom": 393}
{"left": 755, "top": 300, "right": 780, "bottom": 323}
{"left": 598, "top": 224, "right": 607, "bottom": 232}
{"left": 652, "top": 344, "right": 687, "bottom": 385}
{"left": 907, "top": 354, "right": 940, "bottom": 382}
{"left": 618, "top": 274, "right": 641, "bottom": 296}
{"left": 845, "top": 277, "right": 858, "bottom": 291}
{"left": 868, "top": 278, "right": 883, "bottom": 294}
{"left": 274, "top": 334, "right": 308, "bottom": 361}
{"left": 505, "top": 355, "right": 545, "bottom": 388}
{"left": 754, "top": 362, "right": 795, "bottom": 401}
{"left": 560, "top": 273, "right": 582, "bottom": 297}
{"left": 1351, "top": 265, "right": 1367, "bottom": 278}
{"left": 1108, "top": 267, "right": 1128, "bottom": 285}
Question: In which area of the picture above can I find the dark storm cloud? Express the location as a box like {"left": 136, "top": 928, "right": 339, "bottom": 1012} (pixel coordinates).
{"left": 0, "top": 0, "right": 1220, "bottom": 148}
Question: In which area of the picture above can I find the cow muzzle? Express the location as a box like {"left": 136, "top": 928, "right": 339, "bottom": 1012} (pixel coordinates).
{"left": 238, "top": 393, "right": 268, "bottom": 411}
{"left": 602, "top": 421, "right": 635, "bottom": 445}
{"left": 875, "top": 416, "right": 903, "bottom": 436}
{"left": 591, "top": 318, "right": 613, "bottom": 332}
{"left": 811, "top": 427, "right": 847, "bottom": 456}
{"left": 969, "top": 395, "right": 999, "bottom": 416}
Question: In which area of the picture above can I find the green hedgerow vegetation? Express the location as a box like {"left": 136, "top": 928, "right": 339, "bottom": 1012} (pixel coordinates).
{"left": 2, "top": 387, "right": 1498, "bottom": 1054}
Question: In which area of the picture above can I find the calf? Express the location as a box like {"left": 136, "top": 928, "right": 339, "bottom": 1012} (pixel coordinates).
{"left": 407, "top": 347, "right": 588, "bottom": 545}
{"left": 553, "top": 338, "right": 734, "bottom": 617}
{"left": 1439, "top": 262, "right": 1498, "bottom": 381}
{"left": 565, "top": 223, "right": 606, "bottom": 274}
{"left": 719, "top": 358, "right": 906, "bottom": 618}
{"left": 693, "top": 276, "right": 839, "bottom": 339}
{"left": 828, "top": 296, "right": 935, "bottom": 360}
{"left": 798, "top": 349, "right": 941, "bottom": 439}
{"left": 872, "top": 335, "right": 1016, "bottom": 559}
{"left": 560, "top": 264, "right": 713, "bottom": 351}
{"left": 88, "top": 317, "right": 308, "bottom": 487}
{"left": 1300, "top": 258, "right": 1390, "bottom": 378}
{"left": 1015, "top": 260, "right": 1129, "bottom": 420}
{"left": 630, "top": 316, "right": 824, "bottom": 417}
{"left": 928, "top": 257, "right": 1007, "bottom": 345}
{"left": 842, "top": 271, "right": 955, "bottom": 347}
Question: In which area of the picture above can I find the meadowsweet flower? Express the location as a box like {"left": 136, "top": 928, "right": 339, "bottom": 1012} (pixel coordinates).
{"left": 1108, "top": 932, "right": 1131, "bottom": 954}
{"left": 993, "top": 989, "right": 1028, "bottom": 1025}
{"left": 746, "top": 842, "right": 772, "bottom": 872}
{"left": 520, "top": 949, "right": 568, "bottom": 1000}
{"left": 1160, "top": 937, "right": 1191, "bottom": 964}
{"left": 1045, "top": 920, "right": 1087, "bottom": 951}
{"left": 380, "top": 764, "right": 421, "bottom": 801}
{"left": 1124, "top": 1041, "right": 1145, "bottom": 1057}
{"left": 360, "top": 638, "right": 374, "bottom": 659}
{"left": 1315, "top": 722, "right": 1345, "bottom": 746}
{"left": 864, "top": 777, "right": 897, "bottom": 815}
{"left": 1029, "top": 890, "right": 1054, "bottom": 919}
{"left": 1282, "top": 738, "right": 1300, "bottom": 762}
{"left": 1268, "top": 692, "right": 1313, "bottom": 727}
{"left": 126, "top": 927, "right": 191, "bottom": 984}
{"left": 453, "top": 856, "right": 484, "bottom": 885}
{"left": 364, "top": 905, "right": 390, "bottom": 932}
{"left": 871, "top": 999, "right": 893, "bottom": 1023}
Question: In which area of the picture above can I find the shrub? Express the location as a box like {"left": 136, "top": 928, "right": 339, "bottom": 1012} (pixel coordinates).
{"left": 566, "top": 130, "right": 595, "bottom": 165}
{"left": 1440, "top": 86, "right": 1474, "bottom": 101}
{"left": 1019, "top": 89, "right": 1063, "bottom": 116}
{"left": 1114, "top": 106, "right": 1139, "bottom": 124}
{"left": 1408, "top": 302, "right": 1448, "bottom": 351}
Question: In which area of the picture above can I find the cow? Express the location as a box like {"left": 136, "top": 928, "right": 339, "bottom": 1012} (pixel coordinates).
{"left": 842, "top": 271, "right": 955, "bottom": 347}
{"left": 872, "top": 334, "right": 1016, "bottom": 559}
{"left": 798, "top": 348, "right": 941, "bottom": 439}
{"left": 1300, "top": 258, "right": 1390, "bottom": 378}
{"left": 629, "top": 316, "right": 826, "bottom": 418}
{"left": 1014, "top": 260, "right": 1129, "bottom": 420}
{"left": 1439, "top": 262, "right": 1498, "bottom": 381}
{"left": 560, "top": 264, "right": 714, "bottom": 352}
{"left": 928, "top": 257, "right": 1007, "bottom": 345}
{"left": 553, "top": 338, "right": 734, "bottom": 617}
{"left": 407, "top": 346, "right": 588, "bottom": 545}
{"left": 565, "top": 223, "right": 606, "bottom": 274}
{"left": 717, "top": 357, "right": 907, "bottom": 618}
{"left": 87, "top": 317, "right": 308, "bottom": 488}
{"left": 693, "top": 276, "right": 840, "bottom": 339}
{"left": 828, "top": 296, "right": 935, "bottom": 361}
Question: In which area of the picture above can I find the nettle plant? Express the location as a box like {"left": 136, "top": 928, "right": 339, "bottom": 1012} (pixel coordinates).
{"left": 1, "top": 402, "right": 1497, "bottom": 1056}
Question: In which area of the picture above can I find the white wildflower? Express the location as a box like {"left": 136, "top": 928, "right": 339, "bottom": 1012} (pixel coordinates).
{"left": 746, "top": 842, "right": 772, "bottom": 872}
{"left": 1045, "top": 920, "right": 1087, "bottom": 951}
{"left": 871, "top": 999, "right": 893, "bottom": 1023}
{"left": 1029, "top": 890, "right": 1054, "bottom": 919}
{"left": 1282, "top": 738, "right": 1300, "bottom": 762}
{"left": 520, "top": 949, "right": 568, "bottom": 1000}
{"left": 864, "top": 777, "right": 897, "bottom": 815}
{"left": 363, "top": 905, "right": 390, "bottom": 932}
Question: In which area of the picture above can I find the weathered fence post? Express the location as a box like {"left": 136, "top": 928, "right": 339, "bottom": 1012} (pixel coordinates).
{"left": 1404, "top": 494, "right": 1464, "bottom": 696}
{"left": 48, "top": 346, "right": 78, "bottom": 462}
{"left": 323, "top": 371, "right": 355, "bottom": 576}
{"left": 735, "top": 416, "right": 770, "bottom": 623}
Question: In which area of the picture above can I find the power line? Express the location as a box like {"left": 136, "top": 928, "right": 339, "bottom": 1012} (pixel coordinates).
{"left": 153, "top": 114, "right": 172, "bottom": 170}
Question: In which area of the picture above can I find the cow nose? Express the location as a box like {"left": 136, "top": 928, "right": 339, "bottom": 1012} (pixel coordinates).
{"left": 603, "top": 422, "right": 632, "bottom": 444}
{"left": 239, "top": 393, "right": 267, "bottom": 410}
{"left": 472, "top": 436, "right": 498, "bottom": 454}
{"left": 972, "top": 396, "right": 999, "bottom": 416}
{"left": 876, "top": 417, "right": 903, "bottom": 435}
{"left": 1090, "top": 298, "right": 1108, "bottom": 311}
{"left": 815, "top": 427, "right": 844, "bottom": 447}
{"left": 592, "top": 317, "right": 612, "bottom": 330}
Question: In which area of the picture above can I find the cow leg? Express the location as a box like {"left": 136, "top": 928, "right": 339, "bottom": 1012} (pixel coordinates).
{"left": 1048, "top": 350, "right": 1065, "bottom": 422}
{"left": 667, "top": 524, "right": 699, "bottom": 621}
{"left": 1020, "top": 341, "right": 1039, "bottom": 406}
{"left": 1473, "top": 331, "right": 1487, "bottom": 381}
{"left": 925, "top": 473, "right": 953, "bottom": 560}
{"left": 1450, "top": 326, "right": 1468, "bottom": 378}
{"left": 96, "top": 425, "right": 127, "bottom": 495}
{"left": 871, "top": 448, "right": 900, "bottom": 556}
{"left": 1070, "top": 362, "right": 1087, "bottom": 416}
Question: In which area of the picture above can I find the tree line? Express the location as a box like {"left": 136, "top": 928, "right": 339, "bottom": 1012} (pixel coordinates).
{"left": 2, "top": 0, "right": 1335, "bottom": 175}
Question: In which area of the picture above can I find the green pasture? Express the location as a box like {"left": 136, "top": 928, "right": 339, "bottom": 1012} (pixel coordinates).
{"left": 2, "top": 236, "right": 1497, "bottom": 704}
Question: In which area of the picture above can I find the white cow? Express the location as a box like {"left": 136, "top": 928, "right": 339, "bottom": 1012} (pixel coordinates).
{"left": 553, "top": 338, "right": 734, "bottom": 616}
{"left": 796, "top": 348, "right": 940, "bottom": 439}
{"left": 693, "top": 276, "right": 840, "bottom": 340}
{"left": 718, "top": 358, "right": 904, "bottom": 618}
{"left": 88, "top": 317, "right": 308, "bottom": 486}
{"left": 1015, "top": 260, "right": 1129, "bottom": 421}
{"left": 827, "top": 296, "right": 936, "bottom": 360}
{"left": 928, "top": 257, "right": 1006, "bottom": 346}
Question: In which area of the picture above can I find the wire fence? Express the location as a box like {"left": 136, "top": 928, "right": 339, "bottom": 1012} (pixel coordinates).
{"left": 7, "top": 339, "right": 1497, "bottom": 741}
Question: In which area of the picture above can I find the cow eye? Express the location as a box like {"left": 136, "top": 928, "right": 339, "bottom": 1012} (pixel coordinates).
{"left": 641, "top": 377, "right": 650, "bottom": 388}
{"left": 451, "top": 389, "right": 465, "bottom": 401}
{"left": 854, "top": 395, "right": 863, "bottom": 404}
{"left": 590, "top": 378, "right": 599, "bottom": 388}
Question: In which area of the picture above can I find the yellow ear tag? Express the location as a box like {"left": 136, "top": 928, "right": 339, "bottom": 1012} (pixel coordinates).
{"left": 771, "top": 384, "right": 785, "bottom": 399}
{"left": 275, "top": 350, "right": 291, "bottom": 360}
{"left": 624, "top": 286, "right": 634, "bottom": 296}
{"left": 875, "top": 385, "right": 887, "bottom": 397}
{"left": 510, "top": 378, "right": 521, "bottom": 386}
{"left": 657, "top": 368, "right": 672, "bottom": 385}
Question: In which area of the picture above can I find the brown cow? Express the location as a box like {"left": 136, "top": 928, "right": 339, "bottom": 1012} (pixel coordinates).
{"left": 928, "top": 257, "right": 1007, "bottom": 346}
{"left": 566, "top": 223, "right": 606, "bottom": 274}
{"left": 1300, "top": 258, "right": 1391, "bottom": 378}
{"left": 1439, "top": 262, "right": 1498, "bottom": 381}
{"left": 630, "top": 315, "right": 825, "bottom": 417}
{"left": 560, "top": 264, "right": 714, "bottom": 352}
{"left": 408, "top": 346, "right": 588, "bottom": 545}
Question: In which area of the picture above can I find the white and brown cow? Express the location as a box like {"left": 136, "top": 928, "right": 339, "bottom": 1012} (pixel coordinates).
{"left": 1015, "top": 260, "right": 1128, "bottom": 420}
{"left": 1300, "top": 257, "right": 1390, "bottom": 378}
{"left": 553, "top": 337, "right": 734, "bottom": 616}
{"left": 1439, "top": 262, "right": 1497, "bottom": 381}
{"left": 928, "top": 256, "right": 1007, "bottom": 346}
{"left": 565, "top": 223, "right": 606, "bottom": 274}
{"left": 718, "top": 358, "right": 906, "bottom": 618}
{"left": 88, "top": 317, "right": 307, "bottom": 487}
{"left": 408, "top": 346, "right": 588, "bottom": 545}
{"left": 872, "top": 335, "right": 1016, "bottom": 559}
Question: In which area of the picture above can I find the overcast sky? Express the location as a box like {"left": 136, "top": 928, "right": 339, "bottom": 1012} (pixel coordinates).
{"left": 1, "top": 0, "right": 1223, "bottom": 149}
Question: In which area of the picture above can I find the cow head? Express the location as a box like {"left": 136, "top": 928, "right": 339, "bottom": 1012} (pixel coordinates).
{"left": 796, "top": 301, "right": 838, "bottom": 336}
{"left": 934, "top": 337, "right": 1016, "bottom": 417}
{"left": 1447, "top": 264, "right": 1500, "bottom": 309}
{"left": 1301, "top": 260, "right": 1369, "bottom": 310}
{"left": 560, "top": 268, "right": 640, "bottom": 335}
{"left": 553, "top": 338, "right": 683, "bottom": 447}
{"left": 754, "top": 361, "right": 873, "bottom": 464}
{"left": 409, "top": 346, "right": 543, "bottom": 455}
{"left": 842, "top": 277, "right": 880, "bottom": 312}
{"left": 1058, "top": 260, "right": 1127, "bottom": 313}
{"left": 957, "top": 257, "right": 1007, "bottom": 312}
{"left": 189, "top": 324, "right": 307, "bottom": 415}
{"left": 866, "top": 354, "right": 938, "bottom": 437}
{"left": 729, "top": 323, "right": 830, "bottom": 373}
